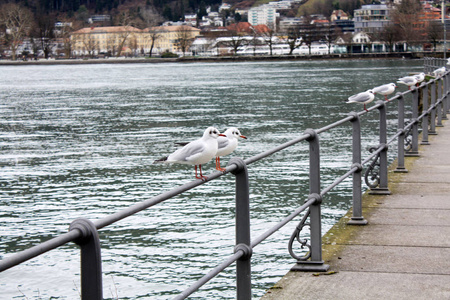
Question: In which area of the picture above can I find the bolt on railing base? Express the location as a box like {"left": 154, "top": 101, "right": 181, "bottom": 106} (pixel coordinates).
{"left": 394, "top": 167, "right": 409, "bottom": 173}
{"left": 347, "top": 217, "right": 368, "bottom": 225}
{"left": 368, "top": 188, "right": 391, "bottom": 195}
{"left": 290, "top": 260, "right": 330, "bottom": 272}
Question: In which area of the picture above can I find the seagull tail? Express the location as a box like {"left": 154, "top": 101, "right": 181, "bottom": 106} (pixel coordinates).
{"left": 154, "top": 156, "right": 168, "bottom": 164}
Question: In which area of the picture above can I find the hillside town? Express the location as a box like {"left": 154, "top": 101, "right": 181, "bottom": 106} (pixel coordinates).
{"left": 0, "top": 0, "right": 449, "bottom": 60}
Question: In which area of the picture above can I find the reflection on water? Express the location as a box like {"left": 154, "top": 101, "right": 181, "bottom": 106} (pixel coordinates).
{"left": 0, "top": 59, "right": 422, "bottom": 299}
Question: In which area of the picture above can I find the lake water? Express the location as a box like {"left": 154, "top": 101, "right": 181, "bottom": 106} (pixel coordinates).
{"left": 0, "top": 59, "right": 423, "bottom": 299}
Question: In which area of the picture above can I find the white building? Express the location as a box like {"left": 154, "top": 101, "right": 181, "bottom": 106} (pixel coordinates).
{"left": 248, "top": 5, "right": 277, "bottom": 29}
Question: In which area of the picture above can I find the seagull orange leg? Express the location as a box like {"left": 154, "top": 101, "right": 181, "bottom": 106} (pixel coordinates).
{"left": 215, "top": 157, "right": 226, "bottom": 172}
{"left": 195, "top": 164, "right": 207, "bottom": 181}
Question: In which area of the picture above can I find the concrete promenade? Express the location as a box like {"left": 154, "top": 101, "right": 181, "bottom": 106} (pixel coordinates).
{"left": 262, "top": 121, "right": 450, "bottom": 299}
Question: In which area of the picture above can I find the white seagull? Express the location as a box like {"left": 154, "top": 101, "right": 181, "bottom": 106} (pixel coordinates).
{"left": 397, "top": 76, "right": 417, "bottom": 90}
{"left": 372, "top": 83, "right": 396, "bottom": 101}
{"left": 215, "top": 127, "right": 247, "bottom": 171}
{"left": 347, "top": 90, "right": 375, "bottom": 112}
{"left": 433, "top": 67, "right": 446, "bottom": 78}
{"left": 155, "top": 127, "right": 225, "bottom": 180}
{"left": 414, "top": 72, "right": 425, "bottom": 85}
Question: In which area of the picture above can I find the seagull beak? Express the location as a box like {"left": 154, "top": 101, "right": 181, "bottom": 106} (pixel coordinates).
{"left": 240, "top": 135, "right": 247, "bottom": 139}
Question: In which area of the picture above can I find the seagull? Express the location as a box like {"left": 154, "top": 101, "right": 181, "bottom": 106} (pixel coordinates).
{"left": 414, "top": 72, "right": 425, "bottom": 86}
{"left": 155, "top": 127, "right": 225, "bottom": 180}
{"left": 372, "top": 83, "right": 396, "bottom": 101}
{"left": 215, "top": 127, "right": 247, "bottom": 171}
{"left": 347, "top": 90, "right": 375, "bottom": 112}
{"left": 397, "top": 76, "right": 417, "bottom": 90}
{"left": 433, "top": 67, "right": 446, "bottom": 78}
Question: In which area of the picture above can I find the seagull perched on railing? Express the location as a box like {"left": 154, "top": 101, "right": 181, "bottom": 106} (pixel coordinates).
{"left": 397, "top": 76, "right": 417, "bottom": 90}
{"left": 155, "top": 127, "right": 225, "bottom": 180}
{"left": 372, "top": 83, "right": 396, "bottom": 101}
{"left": 414, "top": 72, "right": 425, "bottom": 86}
{"left": 215, "top": 127, "right": 247, "bottom": 171}
{"left": 433, "top": 67, "right": 446, "bottom": 78}
{"left": 347, "top": 90, "right": 375, "bottom": 112}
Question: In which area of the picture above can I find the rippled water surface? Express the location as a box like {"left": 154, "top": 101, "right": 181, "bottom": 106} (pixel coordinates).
{"left": 0, "top": 59, "right": 423, "bottom": 299}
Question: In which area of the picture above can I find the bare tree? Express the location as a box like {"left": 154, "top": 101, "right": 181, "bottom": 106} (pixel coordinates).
{"left": 81, "top": 34, "right": 98, "bottom": 57}
{"left": 299, "top": 22, "right": 320, "bottom": 55}
{"left": 222, "top": 23, "right": 249, "bottom": 55}
{"left": 426, "top": 20, "right": 444, "bottom": 52}
{"left": 322, "top": 23, "right": 336, "bottom": 54}
{"left": 260, "top": 25, "right": 277, "bottom": 56}
{"left": 115, "top": 12, "right": 134, "bottom": 57}
{"left": 376, "top": 22, "right": 401, "bottom": 52}
{"left": 55, "top": 20, "right": 77, "bottom": 58}
{"left": 140, "top": 7, "right": 163, "bottom": 57}
{"left": 283, "top": 25, "right": 303, "bottom": 55}
{"left": 0, "top": 3, "right": 33, "bottom": 60}
{"left": 32, "top": 14, "right": 55, "bottom": 59}
{"left": 391, "top": 0, "right": 423, "bottom": 51}
{"left": 176, "top": 26, "right": 196, "bottom": 56}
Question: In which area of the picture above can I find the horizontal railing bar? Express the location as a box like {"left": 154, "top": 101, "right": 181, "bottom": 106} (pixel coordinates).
{"left": 244, "top": 133, "right": 311, "bottom": 165}
{"left": 174, "top": 251, "right": 243, "bottom": 300}
{"left": 94, "top": 164, "right": 238, "bottom": 230}
{"left": 316, "top": 115, "right": 354, "bottom": 134}
{"left": 387, "top": 129, "right": 404, "bottom": 145}
{"left": 361, "top": 145, "right": 384, "bottom": 165}
{"left": 251, "top": 197, "right": 315, "bottom": 248}
{"left": 0, "top": 230, "right": 80, "bottom": 272}
{"left": 320, "top": 166, "right": 358, "bottom": 196}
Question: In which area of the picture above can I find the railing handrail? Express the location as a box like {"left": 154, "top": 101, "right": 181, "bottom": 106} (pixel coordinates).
{"left": 1, "top": 57, "right": 449, "bottom": 299}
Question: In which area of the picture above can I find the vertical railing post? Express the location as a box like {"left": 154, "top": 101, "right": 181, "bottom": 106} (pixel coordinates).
{"left": 446, "top": 74, "right": 450, "bottom": 114}
{"left": 442, "top": 73, "right": 448, "bottom": 120}
{"left": 69, "top": 218, "right": 103, "bottom": 300}
{"left": 421, "top": 83, "right": 430, "bottom": 145}
{"left": 395, "top": 93, "right": 408, "bottom": 172}
{"left": 369, "top": 101, "right": 391, "bottom": 195}
{"left": 347, "top": 112, "right": 367, "bottom": 225}
{"left": 292, "top": 129, "right": 329, "bottom": 272}
{"left": 430, "top": 80, "right": 437, "bottom": 135}
{"left": 227, "top": 157, "right": 252, "bottom": 300}
{"left": 437, "top": 78, "right": 444, "bottom": 127}
{"left": 405, "top": 87, "right": 420, "bottom": 156}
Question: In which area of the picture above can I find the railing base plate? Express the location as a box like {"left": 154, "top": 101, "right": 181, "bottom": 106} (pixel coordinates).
{"left": 428, "top": 132, "right": 438, "bottom": 135}
{"left": 405, "top": 152, "right": 420, "bottom": 157}
{"left": 420, "top": 141, "right": 430, "bottom": 145}
{"left": 291, "top": 261, "right": 330, "bottom": 272}
{"left": 394, "top": 167, "right": 408, "bottom": 173}
{"left": 347, "top": 217, "right": 368, "bottom": 225}
{"left": 369, "top": 188, "right": 391, "bottom": 195}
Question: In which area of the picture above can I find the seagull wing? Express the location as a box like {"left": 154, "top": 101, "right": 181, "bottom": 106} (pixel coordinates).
{"left": 217, "top": 138, "right": 230, "bottom": 151}
{"left": 168, "top": 141, "right": 206, "bottom": 163}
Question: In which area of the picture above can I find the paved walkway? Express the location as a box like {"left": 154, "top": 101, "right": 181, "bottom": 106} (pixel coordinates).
{"left": 262, "top": 121, "right": 450, "bottom": 299}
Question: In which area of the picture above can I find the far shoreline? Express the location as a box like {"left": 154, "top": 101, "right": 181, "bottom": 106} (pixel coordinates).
{"left": 0, "top": 52, "right": 429, "bottom": 66}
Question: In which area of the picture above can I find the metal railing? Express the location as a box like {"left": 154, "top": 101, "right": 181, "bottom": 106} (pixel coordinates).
{"left": 1, "top": 57, "right": 449, "bottom": 299}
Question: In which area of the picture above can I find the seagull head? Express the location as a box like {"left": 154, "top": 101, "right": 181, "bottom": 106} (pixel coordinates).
{"left": 204, "top": 127, "right": 225, "bottom": 139}
{"left": 225, "top": 127, "right": 247, "bottom": 140}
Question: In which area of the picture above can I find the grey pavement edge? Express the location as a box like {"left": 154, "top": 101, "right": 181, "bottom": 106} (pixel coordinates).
{"left": 261, "top": 121, "right": 450, "bottom": 300}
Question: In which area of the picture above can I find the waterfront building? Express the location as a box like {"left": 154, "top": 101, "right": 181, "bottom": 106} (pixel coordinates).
{"left": 71, "top": 26, "right": 143, "bottom": 56}
{"left": 353, "top": 4, "right": 391, "bottom": 34}
{"left": 278, "top": 17, "right": 304, "bottom": 32}
{"left": 144, "top": 25, "right": 201, "bottom": 55}
{"left": 248, "top": 5, "right": 277, "bottom": 29}
{"left": 71, "top": 25, "right": 200, "bottom": 57}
